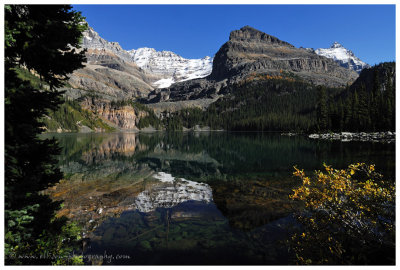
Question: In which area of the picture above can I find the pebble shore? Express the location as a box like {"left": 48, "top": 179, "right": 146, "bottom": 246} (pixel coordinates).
{"left": 308, "top": 131, "right": 395, "bottom": 143}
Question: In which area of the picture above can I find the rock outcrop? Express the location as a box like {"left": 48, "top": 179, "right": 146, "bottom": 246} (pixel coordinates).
{"left": 148, "top": 26, "right": 359, "bottom": 102}
{"left": 66, "top": 27, "right": 155, "bottom": 100}
{"left": 81, "top": 97, "right": 148, "bottom": 130}
{"left": 82, "top": 26, "right": 133, "bottom": 62}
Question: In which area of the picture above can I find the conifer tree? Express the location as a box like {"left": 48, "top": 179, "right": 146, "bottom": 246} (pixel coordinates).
{"left": 343, "top": 94, "right": 353, "bottom": 129}
{"left": 5, "top": 5, "right": 87, "bottom": 264}
{"left": 370, "top": 70, "right": 381, "bottom": 130}
{"left": 317, "top": 85, "right": 328, "bottom": 131}
{"left": 351, "top": 90, "right": 359, "bottom": 131}
{"left": 384, "top": 73, "right": 395, "bottom": 130}
{"left": 357, "top": 83, "right": 371, "bottom": 130}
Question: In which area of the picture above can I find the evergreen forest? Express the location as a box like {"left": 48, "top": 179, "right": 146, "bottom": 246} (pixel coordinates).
{"left": 162, "top": 63, "right": 395, "bottom": 133}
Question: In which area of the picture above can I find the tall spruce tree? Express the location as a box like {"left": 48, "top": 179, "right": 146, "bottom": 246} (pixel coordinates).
{"left": 5, "top": 5, "right": 87, "bottom": 265}
{"left": 317, "top": 85, "right": 328, "bottom": 131}
{"left": 351, "top": 90, "right": 360, "bottom": 131}
{"left": 370, "top": 70, "right": 381, "bottom": 130}
{"left": 357, "top": 83, "right": 371, "bottom": 130}
{"left": 384, "top": 72, "right": 395, "bottom": 130}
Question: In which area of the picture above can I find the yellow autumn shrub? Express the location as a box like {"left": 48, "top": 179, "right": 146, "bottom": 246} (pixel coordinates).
{"left": 289, "top": 163, "right": 395, "bottom": 265}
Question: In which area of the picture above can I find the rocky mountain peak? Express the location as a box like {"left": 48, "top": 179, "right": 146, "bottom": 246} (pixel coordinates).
{"left": 229, "top": 26, "right": 293, "bottom": 47}
{"left": 82, "top": 26, "right": 132, "bottom": 62}
{"left": 331, "top": 41, "right": 344, "bottom": 48}
{"left": 315, "top": 42, "right": 370, "bottom": 74}
{"left": 208, "top": 25, "right": 358, "bottom": 84}
{"left": 151, "top": 26, "right": 360, "bottom": 102}
{"left": 68, "top": 25, "right": 154, "bottom": 100}
{"left": 80, "top": 26, "right": 212, "bottom": 90}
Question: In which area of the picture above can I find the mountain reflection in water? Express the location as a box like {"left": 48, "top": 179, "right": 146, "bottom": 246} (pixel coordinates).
{"left": 134, "top": 172, "right": 213, "bottom": 213}
{"left": 42, "top": 132, "right": 395, "bottom": 265}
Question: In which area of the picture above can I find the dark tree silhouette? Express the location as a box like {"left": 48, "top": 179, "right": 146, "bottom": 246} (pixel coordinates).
{"left": 5, "top": 5, "right": 87, "bottom": 265}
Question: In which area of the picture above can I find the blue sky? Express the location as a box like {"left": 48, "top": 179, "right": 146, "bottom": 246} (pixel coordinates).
{"left": 73, "top": 5, "right": 395, "bottom": 65}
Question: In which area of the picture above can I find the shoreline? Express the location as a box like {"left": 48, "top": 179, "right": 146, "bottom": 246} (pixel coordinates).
{"left": 43, "top": 129, "right": 396, "bottom": 143}
{"left": 307, "top": 131, "right": 395, "bottom": 143}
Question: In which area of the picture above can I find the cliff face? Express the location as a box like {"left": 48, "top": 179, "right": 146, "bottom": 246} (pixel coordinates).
{"left": 65, "top": 27, "right": 155, "bottom": 100}
{"left": 81, "top": 97, "right": 148, "bottom": 130}
{"left": 65, "top": 26, "right": 215, "bottom": 100}
{"left": 210, "top": 26, "right": 358, "bottom": 84}
{"left": 148, "top": 26, "right": 359, "bottom": 102}
{"left": 68, "top": 63, "right": 154, "bottom": 100}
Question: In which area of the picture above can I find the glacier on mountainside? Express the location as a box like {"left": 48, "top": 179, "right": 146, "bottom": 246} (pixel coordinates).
{"left": 313, "top": 42, "right": 370, "bottom": 74}
{"left": 129, "top": 47, "right": 213, "bottom": 88}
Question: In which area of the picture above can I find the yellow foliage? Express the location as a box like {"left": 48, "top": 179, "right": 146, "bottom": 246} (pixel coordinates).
{"left": 289, "top": 163, "right": 395, "bottom": 265}
{"left": 241, "top": 72, "right": 297, "bottom": 84}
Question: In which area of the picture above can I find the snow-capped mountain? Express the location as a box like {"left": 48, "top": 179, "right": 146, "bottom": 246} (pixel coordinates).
{"left": 313, "top": 42, "right": 370, "bottom": 74}
{"left": 82, "top": 26, "right": 133, "bottom": 62}
{"left": 82, "top": 26, "right": 213, "bottom": 88}
{"left": 129, "top": 48, "right": 213, "bottom": 88}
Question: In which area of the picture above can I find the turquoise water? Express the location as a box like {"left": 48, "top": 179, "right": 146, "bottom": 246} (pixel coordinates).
{"left": 43, "top": 132, "right": 395, "bottom": 265}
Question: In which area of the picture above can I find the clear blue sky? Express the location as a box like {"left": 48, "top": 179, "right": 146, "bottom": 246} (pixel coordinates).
{"left": 72, "top": 5, "right": 395, "bottom": 65}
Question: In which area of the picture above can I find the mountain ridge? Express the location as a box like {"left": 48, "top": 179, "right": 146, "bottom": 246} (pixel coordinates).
{"left": 43, "top": 25, "right": 394, "bottom": 133}
{"left": 80, "top": 26, "right": 213, "bottom": 89}
{"left": 70, "top": 25, "right": 367, "bottom": 102}
{"left": 148, "top": 26, "right": 359, "bottom": 103}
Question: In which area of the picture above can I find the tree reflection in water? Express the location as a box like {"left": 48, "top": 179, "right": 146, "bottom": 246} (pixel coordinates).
{"left": 42, "top": 132, "right": 395, "bottom": 264}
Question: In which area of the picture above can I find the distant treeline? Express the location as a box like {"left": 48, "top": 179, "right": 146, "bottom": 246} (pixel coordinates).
{"left": 321, "top": 62, "right": 395, "bottom": 132}
{"left": 40, "top": 62, "right": 396, "bottom": 133}
{"left": 163, "top": 62, "right": 395, "bottom": 133}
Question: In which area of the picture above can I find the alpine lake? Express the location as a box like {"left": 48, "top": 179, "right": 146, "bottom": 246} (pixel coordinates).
{"left": 42, "top": 131, "right": 395, "bottom": 265}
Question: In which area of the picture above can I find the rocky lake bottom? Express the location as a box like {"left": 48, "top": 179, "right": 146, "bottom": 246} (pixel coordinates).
{"left": 42, "top": 131, "right": 395, "bottom": 265}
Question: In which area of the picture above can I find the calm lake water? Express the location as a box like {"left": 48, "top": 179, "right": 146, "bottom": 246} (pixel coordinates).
{"left": 42, "top": 132, "right": 395, "bottom": 265}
